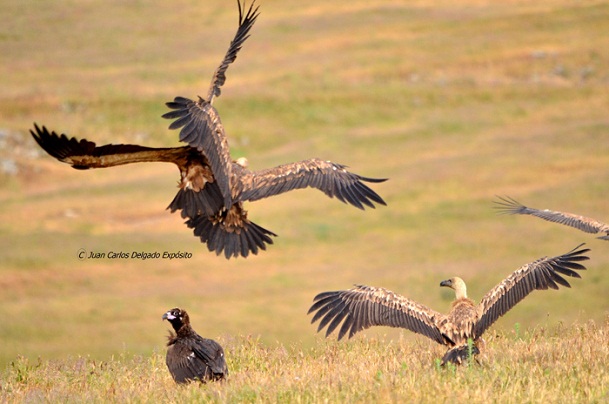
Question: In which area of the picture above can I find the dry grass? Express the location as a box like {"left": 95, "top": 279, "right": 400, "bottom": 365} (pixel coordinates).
{"left": 1, "top": 0, "right": 609, "bottom": 400}
{"left": 1, "top": 320, "right": 608, "bottom": 402}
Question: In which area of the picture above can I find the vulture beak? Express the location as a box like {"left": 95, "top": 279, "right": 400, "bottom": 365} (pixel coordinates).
{"left": 162, "top": 312, "right": 175, "bottom": 321}
{"left": 440, "top": 279, "right": 452, "bottom": 288}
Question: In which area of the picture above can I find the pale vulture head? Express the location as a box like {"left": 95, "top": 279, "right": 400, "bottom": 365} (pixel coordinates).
{"left": 440, "top": 277, "right": 468, "bottom": 300}
{"left": 235, "top": 157, "right": 249, "bottom": 168}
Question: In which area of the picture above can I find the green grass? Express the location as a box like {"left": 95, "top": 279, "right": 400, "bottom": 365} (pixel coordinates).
{"left": 1, "top": 0, "right": 609, "bottom": 400}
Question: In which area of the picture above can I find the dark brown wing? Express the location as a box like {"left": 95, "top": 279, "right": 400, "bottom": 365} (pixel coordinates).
{"left": 30, "top": 123, "right": 171, "bottom": 169}
{"left": 166, "top": 337, "right": 227, "bottom": 383}
{"left": 237, "top": 159, "right": 387, "bottom": 210}
{"left": 494, "top": 196, "right": 609, "bottom": 236}
{"left": 206, "top": 0, "right": 260, "bottom": 103}
{"left": 474, "top": 244, "right": 589, "bottom": 338}
{"left": 161, "top": 1, "right": 259, "bottom": 208}
{"left": 32, "top": 123, "right": 226, "bottom": 218}
{"left": 162, "top": 97, "right": 233, "bottom": 209}
{"left": 308, "top": 284, "right": 447, "bottom": 344}
{"left": 191, "top": 335, "right": 228, "bottom": 379}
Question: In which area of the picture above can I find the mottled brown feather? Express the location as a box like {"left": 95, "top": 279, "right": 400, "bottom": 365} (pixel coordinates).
{"left": 206, "top": 0, "right": 260, "bottom": 103}
{"left": 474, "top": 244, "right": 589, "bottom": 337}
{"left": 163, "top": 97, "right": 233, "bottom": 209}
{"left": 235, "top": 159, "right": 387, "bottom": 210}
{"left": 308, "top": 285, "right": 447, "bottom": 344}
{"left": 161, "top": 1, "right": 259, "bottom": 208}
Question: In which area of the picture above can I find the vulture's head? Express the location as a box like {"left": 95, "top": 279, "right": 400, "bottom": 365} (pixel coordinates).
{"left": 440, "top": 277, "right": 468, "bottom": 300}
{"left": 162, "top": 307, "right": 190, "bottom": 332}
{"left": 235, "top": 157, "right": 249, "bottom": 168}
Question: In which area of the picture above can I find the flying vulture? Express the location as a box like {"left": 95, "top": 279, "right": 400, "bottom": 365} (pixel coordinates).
{"left": 308, "top": 245, "right": 589, "bottom": 365}
{"left": 495, "top": 196, "right": 609, "bottom": 240}
{"left": 162, "top": 307, "right": 228, "bottom": 383}
{"left": 30, "top": 0, "right": 387, "bottom": 259}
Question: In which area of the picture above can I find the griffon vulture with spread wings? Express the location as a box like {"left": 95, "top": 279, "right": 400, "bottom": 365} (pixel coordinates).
{"left": 494, "top": 196, "right": 609, "bottom": 240}
{"left": 308, "top": 245, "right": 589, "bottom": 365}
{"left": 30, "top": 1, "right": 387, "bottom": 259}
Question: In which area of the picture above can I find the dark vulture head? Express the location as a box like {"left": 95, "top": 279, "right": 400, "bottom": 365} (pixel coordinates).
{"left": 162, "top": 307, "right": 190, "bottom": 333}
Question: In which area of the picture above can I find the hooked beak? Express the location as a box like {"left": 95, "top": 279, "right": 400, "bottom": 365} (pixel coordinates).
{"left": 440, "top": 279, "right": 452, "bottom": 288}
{"left": 162, "top": 312, "right": 175, "bottom": 321}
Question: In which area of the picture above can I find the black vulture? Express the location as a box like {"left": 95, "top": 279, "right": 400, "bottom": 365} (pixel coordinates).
{"left": 308, "top": 245, "right": 589, "bottom": 365}
{"left": 162, "top": 307, "right": 228, "bottom": 383}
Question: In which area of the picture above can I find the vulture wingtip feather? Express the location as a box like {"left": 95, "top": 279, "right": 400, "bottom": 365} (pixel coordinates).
{"left": 492, "top": 195, "right": 527, "bottom": 215}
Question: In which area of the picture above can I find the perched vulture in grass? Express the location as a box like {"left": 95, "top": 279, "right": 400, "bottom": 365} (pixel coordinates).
{"left": 162, "top": 307, "right": 228, "bottom": 383}
{"left": 308, "top": 245, "right": 589, "bottom": 365}
{"left": 30, "top": 0, "right": 387, "bottom": 259}
{"left": 495, "top": 196, "right": 609, "bottom": 240}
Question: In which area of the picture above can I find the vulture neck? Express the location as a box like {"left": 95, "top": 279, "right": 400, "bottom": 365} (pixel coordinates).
{"left": 175, "top": 323, "right": 195, "bottom": 338}
{"left": 166, "top": 322, "right": 195, "bottom": 346}
{"left": 453, "top": 283, "right": 468, "bottom": 301}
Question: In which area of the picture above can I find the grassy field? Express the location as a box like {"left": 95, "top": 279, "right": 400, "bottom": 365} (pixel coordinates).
{"left": 2, "top": 321, "right": 608, "bottom": 402}
{"left": 1, "top": 0, "right": 609, "bottom": 401}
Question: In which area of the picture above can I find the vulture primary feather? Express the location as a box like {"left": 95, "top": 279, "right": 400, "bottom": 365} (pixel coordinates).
{"left": 495, "top": 196, "right": 609, "bottom": 240}
{"left": 308, "top": 245, "right": 589, "bottom": 365}
{"left": 162, "top": 308, "right": 228, "bottom": 383}
{"left": 30, "top": 0, "right": 387, "bottom": 259}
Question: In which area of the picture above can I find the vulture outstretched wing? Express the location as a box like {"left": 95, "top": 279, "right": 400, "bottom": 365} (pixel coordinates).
{"left": 494, "top": 196, "right": 609, "bottom": 237}
{"left": 474, "top": 244, "right": 589, "bottom": 338}
{"left": 238, "top": 159, "right": 387, "bottom": 210}
{"left": 30, "top": 124, "right": 164, "bottom": 169}
{"left": 163, "top": 97, "right": 233, "bottom": 209}
{"left": 308, "top": 284, "right": 447, "bottom": 344}
{"left": 206, "top": 0, "right": 260, "bottom": 103}
{"left": 32, "top": 124, "right": 225, "bottom": 218}
{"left": 162, "top": 1, "right": 259, "bottom": 209}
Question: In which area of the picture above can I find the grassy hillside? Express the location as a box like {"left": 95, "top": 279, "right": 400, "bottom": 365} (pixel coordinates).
{"left": 1, "top": 0, "right": 608, "bottom": 394}
{"left": 2, "top": 321, "right": 608, "bottom": 402}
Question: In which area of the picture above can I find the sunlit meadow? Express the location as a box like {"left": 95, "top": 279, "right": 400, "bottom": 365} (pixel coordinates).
{"left": 1, "top": 0, "right": 608, "bottom": 401}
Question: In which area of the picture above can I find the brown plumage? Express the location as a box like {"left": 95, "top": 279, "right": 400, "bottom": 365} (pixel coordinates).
{"left": 495, "top": 196, "right": 609, "bottom": 240}
{"left": 162, "top": 308, "right": 228, "bottom": 384}
{"left": 30, "top": 0, "right": 387, "bottom": 259}
{"left": 308, "top": 245, "right": 589, "bottom": 365}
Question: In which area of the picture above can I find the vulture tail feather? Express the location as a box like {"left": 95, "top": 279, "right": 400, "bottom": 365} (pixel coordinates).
{"left": 185, "top": 214, "right": 276, "bottom": 258}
